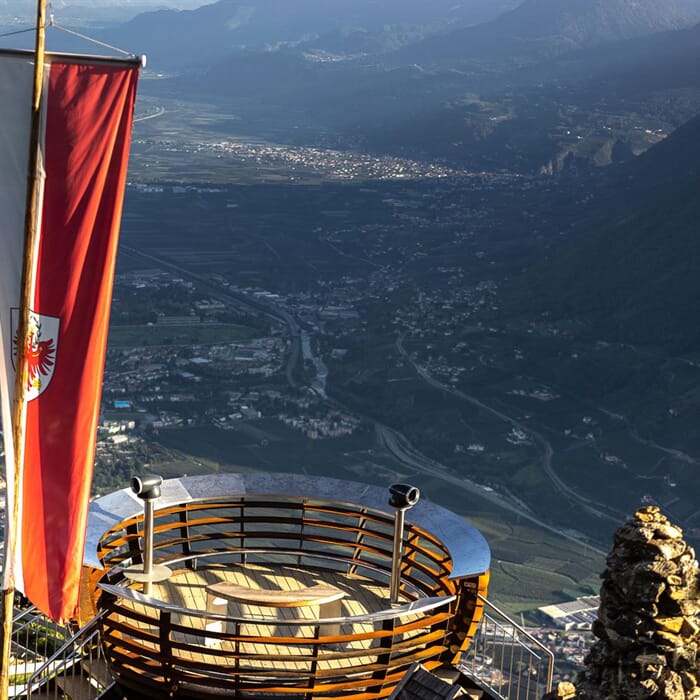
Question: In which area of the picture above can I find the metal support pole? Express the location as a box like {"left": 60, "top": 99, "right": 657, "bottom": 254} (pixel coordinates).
{"left": 390, "top": 507, "right": 406, "bottom": 605}
{"left": 1, "top": 4, "right": 47, "bottom": 695}
{"left": 387, "top": 483, "right": 419, "bottom": 605}
{"left": 124, "top": 474, "right": 171, "bottom": 594}
{"left": 142, "top": 498, "right": 155, "bottom": 596}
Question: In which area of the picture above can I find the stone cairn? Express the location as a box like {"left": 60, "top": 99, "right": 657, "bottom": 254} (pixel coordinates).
{"left": 544, "top": 506, "right": 700, "bottom": 700}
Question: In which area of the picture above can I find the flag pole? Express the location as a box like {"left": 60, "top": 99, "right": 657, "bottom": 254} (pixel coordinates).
{"left": 0, "top": 0, "right": 48, "bottom": 694}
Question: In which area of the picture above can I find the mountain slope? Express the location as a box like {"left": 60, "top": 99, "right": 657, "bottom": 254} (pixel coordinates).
{"left": 399, "top": 0, "right": 699, "bottom": 67}
{"left": 512, "top": 113, "right": 700, "bottom": 350}
{"left": 577, "top": 21, "right": 700, "bottom": 97}
{"left": 511, "top": 19, "right": 700, "bottom": 98}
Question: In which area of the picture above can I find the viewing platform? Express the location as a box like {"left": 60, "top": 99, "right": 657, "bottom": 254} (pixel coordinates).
{"left": 82, "top": 473, "right": 492, "bottom": 699}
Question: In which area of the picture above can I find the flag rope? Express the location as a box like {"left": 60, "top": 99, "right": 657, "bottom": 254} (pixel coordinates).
{"left": 0, "top": 4, "right": 137, "bottom": 59}
{"left": 49, "top": 22, "right": 138, "bottom": 58}
{"left": 0, "top": 27, "right": 36, "bottom": 38}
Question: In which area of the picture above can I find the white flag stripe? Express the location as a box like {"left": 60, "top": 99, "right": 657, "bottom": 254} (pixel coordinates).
{"left": 0, "top": 55, "right": 34, "bottom": 591}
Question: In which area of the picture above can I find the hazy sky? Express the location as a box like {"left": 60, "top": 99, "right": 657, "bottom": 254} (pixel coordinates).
{"left": 3, "top": 0, "right": 209, "bottom": 8}
{"left": 0, "top": 0, "right": 211, "bottom": 26}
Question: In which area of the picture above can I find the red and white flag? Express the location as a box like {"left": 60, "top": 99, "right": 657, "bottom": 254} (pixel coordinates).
{"left": 0, "top": 49, "right": 139, "bottom": 622}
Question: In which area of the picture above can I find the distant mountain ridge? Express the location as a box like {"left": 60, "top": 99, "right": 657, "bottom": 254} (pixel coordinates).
{"left": 98, "top": 0, "right": 520, "bottom": 71}
{"left": 496, "top": 0, "right": 694, "bottom": 44}
{"left": 399, "top": 0, "right": 699, "bottom": 66}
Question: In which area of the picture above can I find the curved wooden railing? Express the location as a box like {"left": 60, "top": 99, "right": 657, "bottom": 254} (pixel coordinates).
{"left": 93, "top": 497, "right": 455, "bottom": 596}
{"left": 87, "top": 494, "right": 488, "bottom": 698}
{"left": 99, "top": 573, "right": 454, "bottom": 699}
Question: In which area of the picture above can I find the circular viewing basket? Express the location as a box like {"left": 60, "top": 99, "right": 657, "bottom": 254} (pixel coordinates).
{"left": 86, "top": 474, "right": 490, "bottom": 699}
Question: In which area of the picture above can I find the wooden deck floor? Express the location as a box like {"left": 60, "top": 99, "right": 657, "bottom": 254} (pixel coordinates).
{"left": 153, "top": 561, "right": 396, "bottom": 620}
{"left": 113, "top": 562, "right": 422, "bottom": 674}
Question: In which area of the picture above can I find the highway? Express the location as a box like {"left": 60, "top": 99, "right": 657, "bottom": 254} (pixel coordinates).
{"left": 120, "top": 246, "right": 302, "bottom": 387}
{"left": 134, "top": 106, "right": 166, "bottom": 123}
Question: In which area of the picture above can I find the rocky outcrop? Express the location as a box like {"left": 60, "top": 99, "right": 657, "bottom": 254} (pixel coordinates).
{"left": 542, "top": 680, "right": 577, "bottom": 699}
{"left": 574, "top": 506, "right": 700, "bottom": 700}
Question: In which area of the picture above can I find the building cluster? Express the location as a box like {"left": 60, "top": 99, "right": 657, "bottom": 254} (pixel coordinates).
{"left": 538, "top": 597, "right": 600, "bottom": 631}
{"left": 280, "top": 410, "right": 360, "bottom": 440}
{"left": 201, "top": 139, "right": 465, "bottom": 181}
{"left": 92, "top": 267, "right": 374, "bottom": 473}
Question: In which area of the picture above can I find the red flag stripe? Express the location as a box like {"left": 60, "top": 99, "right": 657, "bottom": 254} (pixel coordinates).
{"left": 19, "top": 60, "right": 138, "bottom": 622}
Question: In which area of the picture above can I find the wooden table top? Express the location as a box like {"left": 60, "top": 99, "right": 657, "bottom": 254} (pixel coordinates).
{"left": 206, "top": 581, "right": 346, "bottom": 608}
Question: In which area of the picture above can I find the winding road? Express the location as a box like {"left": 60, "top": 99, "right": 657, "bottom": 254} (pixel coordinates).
{"left": 395, "top": 334, "right": 623, "bottom": 529}
{"left": 375, "top": 421, "right": 606, "bottom": 554}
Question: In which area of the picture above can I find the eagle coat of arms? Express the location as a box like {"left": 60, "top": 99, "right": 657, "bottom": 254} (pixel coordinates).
{"left": 11, "top": 308, "right": 60, "bottom": 401}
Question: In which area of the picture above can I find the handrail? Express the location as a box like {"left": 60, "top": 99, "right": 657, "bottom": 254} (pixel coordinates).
{"left": 10, "top": 603, "right": 41, "bottom": 627}
{"left": 117, "top": 546, "right": 429, "bottom": 599}
{"left": 459, "top": 594, "right": 554, "bottom": 700}
{"left": 98, "top": 581, "right": 455, "bottom": 625}
{"left": 24, "top": 611, "right": 106, "bottom": 691}
{"left": 478, "top": 595, "right": 554, "bottom": 692}
{"left": 98, "top": 563, "right": 458, "bottom": 699}
{"left": 10, "top": 606, "right": 112, "bottom": 699}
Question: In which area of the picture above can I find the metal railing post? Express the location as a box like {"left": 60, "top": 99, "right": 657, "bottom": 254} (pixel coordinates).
{"left": 143, "top": 497, "right": 155, "bottom": 595}
{"left": 387, "top": 484, "right": 420, "bottom": 605}
{"left": 124, "top": 475, "right": 171, "bottom": 595}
